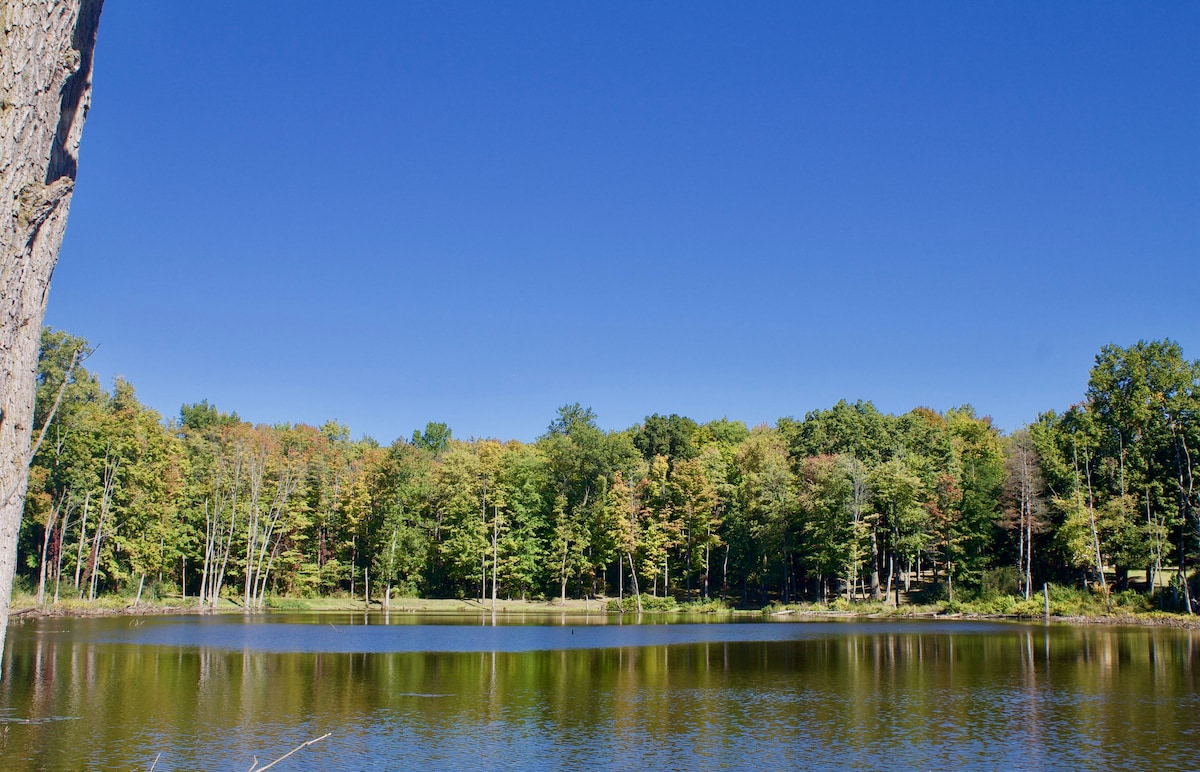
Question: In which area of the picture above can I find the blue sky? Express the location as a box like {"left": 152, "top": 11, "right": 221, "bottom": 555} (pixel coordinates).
{"left": 49, "top": 2, "right": 1199, "bottom": 442}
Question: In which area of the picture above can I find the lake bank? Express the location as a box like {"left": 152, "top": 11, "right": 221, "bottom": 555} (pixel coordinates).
{"left": 8, "top": 595, "right": 604, "bottom": 618}
{"left": 8, "top": 593, "right": 1199, "bottom": 628}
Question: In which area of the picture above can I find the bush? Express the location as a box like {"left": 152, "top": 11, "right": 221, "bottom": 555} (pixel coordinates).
{"left": 1040, "top": 583, "right": 1110, "bottom": 616}
{"left": 1111, "top": 588, "right": 1150, "bottom": 612}
{"left": 984, "top": 594, "right": 1017, "bottom": 614}
{"left": 11, "top": 574, "right": 33, "bottom": 596}
{"left": 606, "top": 594, "right": 679, "bottom": 612}
{"left": 1010, "top": 593, "right": 1047, "bottom": 617}
{"left": 264, "top": 596, "right": 309, "bottom": 610}
{"left": 683, "top": 598, "right": 730, "bottom": 613}
{"left": 982, "top": 567, "right": 1020, "bottom": 598}
{"left": 1155, "top": 575, "right": 1195, "bottom": 613}
{"left": 911, "top": 581, "right": 949, "bottom": 604}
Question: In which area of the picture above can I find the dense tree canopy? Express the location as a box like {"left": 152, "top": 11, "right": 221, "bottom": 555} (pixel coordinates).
{"left": 16, "top": 330, "right": 1200, "bottom": 611}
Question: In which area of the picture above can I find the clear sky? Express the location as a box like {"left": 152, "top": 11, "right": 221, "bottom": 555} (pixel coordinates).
{"left": 48, "top": 1, "right": 1200, "bottom": 443}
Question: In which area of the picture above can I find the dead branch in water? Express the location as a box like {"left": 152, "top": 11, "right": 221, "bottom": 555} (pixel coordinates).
{"left": 248, "top": 733, "right": 331, "bottom": 771}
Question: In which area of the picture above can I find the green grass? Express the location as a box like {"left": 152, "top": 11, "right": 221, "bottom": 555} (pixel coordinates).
{"left": 9, "top": 586, "right": 1196, "bottom": 625}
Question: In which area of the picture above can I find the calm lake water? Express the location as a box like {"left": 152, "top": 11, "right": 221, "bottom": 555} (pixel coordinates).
{"left": 1, "top": 612, "right": 1198, "bottom": 770}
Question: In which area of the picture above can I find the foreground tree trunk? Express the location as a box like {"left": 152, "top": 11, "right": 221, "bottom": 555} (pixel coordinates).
{"left": 0, "top": 0, "right": 103, "bottom": 671}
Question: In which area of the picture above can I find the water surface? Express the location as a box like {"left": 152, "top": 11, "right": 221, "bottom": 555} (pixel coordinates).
{"left": 2, "top": 613, "right": 1196, "bottom": 770}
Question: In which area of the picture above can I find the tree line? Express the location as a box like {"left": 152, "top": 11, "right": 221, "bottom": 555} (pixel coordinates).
{"left": 17, "top": 330, "right": 1200, "bottom": 611}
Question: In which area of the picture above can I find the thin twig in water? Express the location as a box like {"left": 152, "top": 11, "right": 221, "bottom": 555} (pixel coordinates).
{"left": 148, "top": 752, "right": 161, "bottom": 772}
{"left": 249, "top": 733, "right": 331, "bottom": 771}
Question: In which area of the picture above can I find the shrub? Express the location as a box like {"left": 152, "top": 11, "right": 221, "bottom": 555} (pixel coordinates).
{"left": 912, "top": 581, "right": 949, "bottom": 604}
{"left": 684, "top": 598, "right": 730, "bottom": 613}
{"left": 985, "top": 594, "right": 1017, "bottom": 614}
{"left": 1012, "top": 594, "right": 1048, "bottom": 617}
{"left": 981, "top": 567, "right": 1020, "bottom": 598}
{"left": 608, "top": 594, "right": 679, "bottom": 612}
{"left": 11, "top": 574, "right": 32, "bottom": 596}
{"left": 264, "top": 596, "right": 309, "bottom": 610}
{"left": 1111, "top": 588, "right": 1150, "bottom": 612}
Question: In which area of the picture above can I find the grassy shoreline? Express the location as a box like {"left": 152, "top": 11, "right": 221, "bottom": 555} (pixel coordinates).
{"left": 9, "top": 592, "right": 1199, "bottom": 628}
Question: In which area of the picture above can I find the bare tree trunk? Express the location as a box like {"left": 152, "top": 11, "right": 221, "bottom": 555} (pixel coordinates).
{"left": 73, "top": 488, "right": 89, "bottom": 590}
{"left": 703, "top": 535, "right": 710, "bottom": 600}
{"left": 254, "top": 528, "right": 283, "bottom": 607}
{"left": 559, "top": 540, "right": 568, "bottom": 604}
{"left": 53, "top": 508, "right": 70, "bottom": 603}
{"left": 0, "top": 0, "right": 104, "bottom": 674}
{"left": 626, "top": 552, "right": 641, "bottom": 613}
{"left": 870, "top": 525, "right": 881, "bottom": 600}
{"left": 618, "top": 551, "right": 623, "bottom": 602}
{"left": 1025, "top": 508, "right": 1033, "bottom": 600}
{"left": 1081, "top": 446, "right": 1109, "bottom": 608}
{"left": 490, "top": 505, "right": 498, "bottom": 614}
{"left": 1018, "top": 453, "right": 1027, "bottom": 598}
{"left": 1174, "top": 429, "right": 1195, "bottom": 613}
{"left": 242, "top": 444, "right": 266, "bottom": 607}
{"left": 36, "top": 494, "right": 62, "bottom": 605}
{"left": 685, "top": 519, "right": 692, "bottom": 600}
{"left": 84, "top": 451, "right": 116, "bottom": 601}
{"left": 211, "top": 461, "right": 241, "bottom": 609}
{"left": 885, "top": 551, "right": 894, "bottom": 605}
{"left": 199, "top": 499, "right": 212, "bottom": 605}
{"left": 385, "top": 528, "right": 397, "bottom": 610}
{"left": 722, "top": 544, "right": 729, "bottom": 602}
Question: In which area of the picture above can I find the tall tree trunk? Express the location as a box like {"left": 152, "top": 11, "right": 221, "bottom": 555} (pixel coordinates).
{"left": 626, "top": 552, "right": 641, "bottom": 613}
{"left": 36, "top": 494, "right": 62, "bottom": 605}
{"left": 1081, "top": 445, "right": 1109, "bottom": 608}
{"left": 199, "top": 499, "right": 212, "bottom": 605}
{"left": 618, "top": 552, "right": 623, "bottom": 602}
{"left": 870, "top": 525, "right": 881, "bottom": 600}
{"left": 722, "top": 543, "right": 729, "bottom": 602}
{"left": 490, "top": 505, "right": 498, "bottom": 613}
{"left": 385, "top": 528, "right": 397, "bottom": 610}
{"left": 1174, "top": 429, "right": 1195, "bottom": 613}
{"left": 52, "top": 511, "right": 67, "bottom": 603}
{"left": 0, "top": 0, "right": 104, "bottom": 673}
{"left": 73, "top": 488, "right": 89, "bottom": 590}
{"left": 703, "top": 535, "right": 710, "bottom": 600}
{"left": 685, "top": 522, "right": 692, "bottom": 600}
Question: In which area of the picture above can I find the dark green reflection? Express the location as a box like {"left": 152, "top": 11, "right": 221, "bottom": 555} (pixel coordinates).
{"left": 1, "top": 619, "right": 1197, "bottom": 770}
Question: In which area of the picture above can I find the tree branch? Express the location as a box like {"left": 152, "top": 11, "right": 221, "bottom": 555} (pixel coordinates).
{"left": 28, "top": 343, "right": 91, "bottom": 461}
{"left": 249, "top": 733, "right": 331, "bottom": 772}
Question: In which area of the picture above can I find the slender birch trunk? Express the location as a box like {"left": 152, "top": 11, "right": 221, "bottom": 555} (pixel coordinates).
{"left": 53, "top": 507, "right": 71, "bottom": 603}
{"left": 626, "top": 552, "right": 641, "bottom": 613}
{"left": 85, "top": 451, "right": 117, "bottom": 600}
{"left": 36, "top": 494, "right": 63, "bottom": 605}
{"left": 73, "top": 489, "right": 89, "bottom": 590}
{"left": 491, "top": 505, "right": 498, "bottom": 613}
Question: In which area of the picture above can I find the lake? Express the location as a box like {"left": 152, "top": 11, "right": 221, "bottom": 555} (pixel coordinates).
{"left": 1, "top": 612, "right": 1197, "bottom": 770}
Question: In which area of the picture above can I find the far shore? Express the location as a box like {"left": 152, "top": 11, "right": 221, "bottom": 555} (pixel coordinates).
{"left": 8, "top": 594, "right": 1200, "bottom": 629}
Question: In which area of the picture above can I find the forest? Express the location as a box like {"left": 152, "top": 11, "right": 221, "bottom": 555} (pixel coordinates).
{"left": 17, "top": 329, "right": 1200, "bottom": 612}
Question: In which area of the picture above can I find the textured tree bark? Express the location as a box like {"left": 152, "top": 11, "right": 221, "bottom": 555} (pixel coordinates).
{"left": 0, "top": 0, "right": 103, "bottom": 671}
